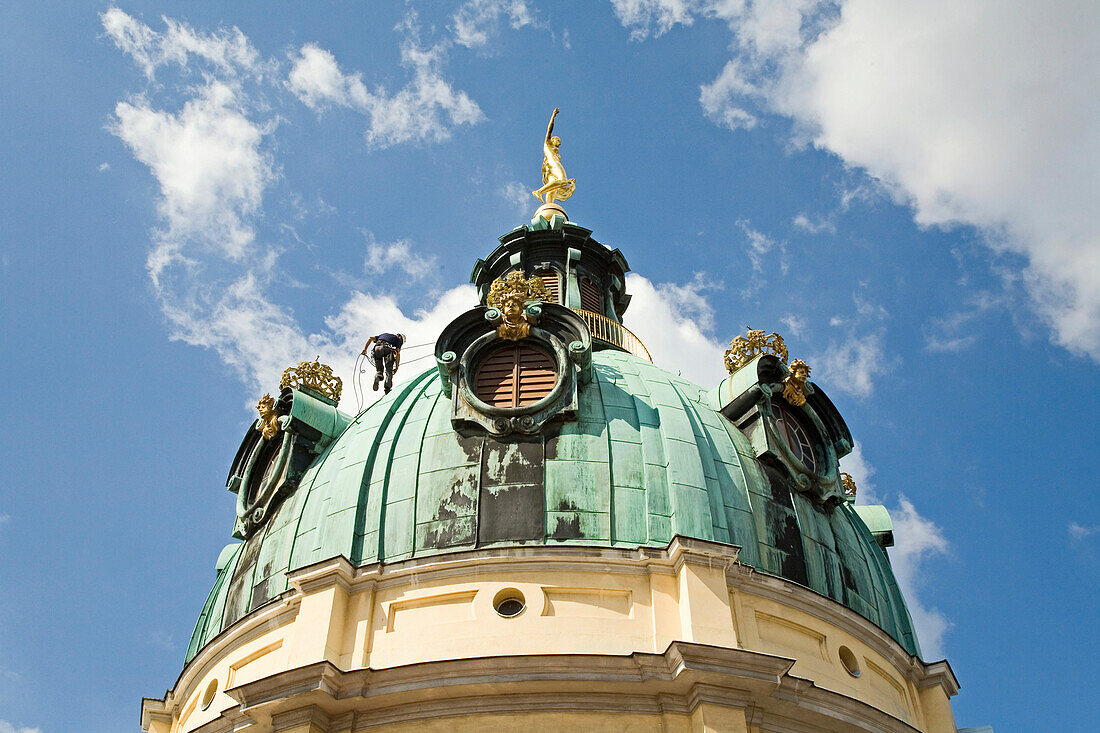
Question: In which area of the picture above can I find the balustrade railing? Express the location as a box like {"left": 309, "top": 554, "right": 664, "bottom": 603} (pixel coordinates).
{"left": 571, "top": 309, "right": 652, "bottom": 362}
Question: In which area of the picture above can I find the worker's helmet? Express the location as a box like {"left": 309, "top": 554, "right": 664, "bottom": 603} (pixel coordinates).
{"left": 397, "top": 333, "right": 406, "bottom": 345}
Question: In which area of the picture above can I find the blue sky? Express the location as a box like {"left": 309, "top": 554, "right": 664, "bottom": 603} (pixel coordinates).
{"left": 1, "top": 1, "right": 1097, "bottom": 730}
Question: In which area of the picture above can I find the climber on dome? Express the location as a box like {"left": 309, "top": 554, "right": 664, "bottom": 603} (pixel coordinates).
{"left": 361, "top": 332, "right": 405, "bottom": 394}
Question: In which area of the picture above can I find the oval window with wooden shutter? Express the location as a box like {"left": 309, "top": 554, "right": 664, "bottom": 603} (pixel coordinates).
{"left": 535, "top": 269, "right": 561, "bottom": 304}
{"left": 579, "top": 276, "right": 602, "bottom": 313}
{"left": 473, "top": 344, "right": 557, "bottom": 408}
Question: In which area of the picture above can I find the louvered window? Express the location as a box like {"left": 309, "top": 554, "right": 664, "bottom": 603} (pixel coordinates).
{"left": 474, "top": 344, "right": 557, "bottom": 407}
{"left": 535, "top": 269, "right": 561, "bottom": 304}
{"left": 580, "top": 276, "right": 602, "bottom": 313}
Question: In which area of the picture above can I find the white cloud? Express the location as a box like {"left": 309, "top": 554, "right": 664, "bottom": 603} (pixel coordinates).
{"left": 623, "top": 273, "right": 727, "bottom": 387}
{"left": 287, "top": 37, "right": 484, "bottom": 148}
{"left": 499, "top": 180, "right": 534, "bottom": 214}
{"left": 101, "top": 7, "right": 261, "bottom": 81}
{"left": 363, "top": 237, "right": 438, "bottom": 280}
{"left": 0, "top": 722, "right": 43, "bottom": 733}
{"left": 839, "top": 440, "right": 879, "bottom": 504}
{"left": 97, "top": 162, "right": 110, "bottom": 172}
{"left": 286, "top": 43, "right": 371, "bottom": 111}
{"left": 843, "top": 448, "right": 951, "bottom": 659}
{"left": 737, "top": 218, "right": 785, "bottom": 296}
{"left": 638, "top": 0, "right": 1100, "bottom": 360}
{"left": 923, "top": 290, "right": 1007, "bottom": 353}
{"left": 792, "top": 212, "right": 834, "bottom": 235}
{"left": 611, "top": 0, "right": 697, "bottom": 40}
{"left": 812, "top": 331, "right": 888, "bottom": 398}
{"left": 700, "top": 59, "right": 760, "bottom": 130}
{"left": 452, "top": 0, "right": 536, "bottom": 48}
{"left": 779, "top": 313, "right": 806, "bottom": 338}
{"left": 887, "top": 496, "right": 951, "bottom": 660}
{"left": 1069, "top": 522, "right": 1100, "bottom": 541}
{"left": 111, "top": 80, "right": 275, "bottom": 277}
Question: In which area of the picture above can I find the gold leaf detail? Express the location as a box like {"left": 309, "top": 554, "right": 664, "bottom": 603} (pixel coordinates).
{"left": 256, "top": 393, "right": 281, "bottom": 440}
{"left": 487, "top": 271, "right": 550, "bottom": 340}
{"left": 724, "top": 328, "right": 789, "bottom": 374}
{"left": 840, "top": 472, "right": 858, "bottom": 499}
{"left": 782, "top": 358, "right": 811, "bottom": 407}
{"left": 280, "top": 358, "right": 342, "bottom": 403}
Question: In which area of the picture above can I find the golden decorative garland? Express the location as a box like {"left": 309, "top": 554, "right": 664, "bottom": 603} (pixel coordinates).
{"left": 723, "top": 328, "right": 789, "bottom": 374}
{"left": 280, "top": 358, "right": 343, "bottom": 403}
{"left": 487, "top": 271, "right": 551, "bottom": 340}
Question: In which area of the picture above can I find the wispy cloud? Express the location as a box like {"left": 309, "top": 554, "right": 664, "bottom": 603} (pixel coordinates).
{"left": 792, "top": 212, "right": 835, "bottom": 235}
{"left": 737, "top": 218, "right": 785, "bottom": 297}
{"left": 616, "top": 0, "right": 1100, "bottom": 362}
{"left": 842, "top": 448, "right": 951, "bottom": 659}
{"left": 813, "top": 331, "right": 890, "bottom": 398}
{"left": 104, "top": 9, "right": 482, "bottom": 400}
{"left": 287, "top": 22, "right": 484, "bottom": 147}
{"left": 499, "top": 180, "right": 534, "bottom": 214}
{"left": 888, "top": 496, "right": 951, "bottom": 659}
{"left": 363, "top": 236, "right": 438, "bottom": 281}
{"left": 610, "top": 0, "right": 697, "bottom": 40}
{"left": 1069, "top": 522, "right": 1100, "bottom": 541}
{"left": 623, "top": 273, "right": 727, "bottom": 387}
{"left": 0, "top": 721, "right": 43, "bottom": 733}
{"left": 101, "top": 7, "right": 263, "bottom": 81}
{"left": 451, "top": 0, "right": 536, "bottom": 48}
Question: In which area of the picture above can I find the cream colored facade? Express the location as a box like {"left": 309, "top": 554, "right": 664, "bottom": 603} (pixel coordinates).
{"left": 142, "top": 538, "right": 958, "bottom": 733}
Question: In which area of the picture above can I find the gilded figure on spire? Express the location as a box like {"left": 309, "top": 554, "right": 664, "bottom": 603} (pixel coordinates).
{"left": 532, "top": 108, "right": 576, "bottom": 206}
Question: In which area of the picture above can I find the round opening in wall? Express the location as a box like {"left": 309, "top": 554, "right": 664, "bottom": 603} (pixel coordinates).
{"left": 200, "top": 678, "right": 219, "bottom": 710}
{"left": 838, "top": 646, "right": 862, "bottom": 677}
{"left": 493, "top": 588, "right": 526, "bottom": 618}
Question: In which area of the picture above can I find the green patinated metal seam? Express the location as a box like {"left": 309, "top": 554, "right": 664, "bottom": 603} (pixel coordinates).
{"left": 350, "top": 369, "right": 437, "bottom": 565}
{"left": 409, "top": 385, "right": 444, "bottom": 557}
{"left": 590, "top": 367, "right": 615, "bottom": 544}
{"left": 671, "top": 383, "right": 730, "bottom": 545}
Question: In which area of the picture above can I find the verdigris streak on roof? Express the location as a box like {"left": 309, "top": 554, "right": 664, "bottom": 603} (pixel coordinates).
{"left": 188, "top": 350, "right": 919, "bottom": 662}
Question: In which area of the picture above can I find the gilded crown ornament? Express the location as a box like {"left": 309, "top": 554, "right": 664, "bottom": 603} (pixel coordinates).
{"left": 840, "top": 472, "right": 858, "bottom": 499}
{"left": 487, "top": 271, "right": 551, "bottom": 340}
{"left": 782, "top": 358, "right": 811, "bottom": 407}
{"left": 724, "top": 328, "right": 789, "bottom": 374}
{"left": 532, "top": 108, "right": 575, "bottom": 222}
{"left": 256, "top": 393, "right": 281, "bottom": 440}
{"left": 280, "top": 358, "right": 342, "bottom": 403}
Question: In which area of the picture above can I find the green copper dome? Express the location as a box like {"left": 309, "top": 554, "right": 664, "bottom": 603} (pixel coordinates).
{"left": 188, "top": 349, "right": 919, "bottom": 662}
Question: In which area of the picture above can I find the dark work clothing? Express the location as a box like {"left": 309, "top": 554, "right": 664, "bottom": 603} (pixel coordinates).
{"left": 376, "top": 332, "right": 404, "bottom": 348}
{"left": 371, "top": 342, "right": 397, "bottom": 392}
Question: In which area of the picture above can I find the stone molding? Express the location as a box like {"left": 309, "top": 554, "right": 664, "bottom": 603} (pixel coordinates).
{"left": 147, "top": 537, "right": 957, "bottom": 731}
{"left": 221, "top": 642, "right": 922, "bottom": 733}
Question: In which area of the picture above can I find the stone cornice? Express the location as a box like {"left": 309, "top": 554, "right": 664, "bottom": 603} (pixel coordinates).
{"left": 146, "top": 537, "right": 958, "bottom": 728}
{"left": 725, "top": 562, "right": 957, "bottom": 696}
{"left": 222, "top": 642, "right": 921, "bottom": 732}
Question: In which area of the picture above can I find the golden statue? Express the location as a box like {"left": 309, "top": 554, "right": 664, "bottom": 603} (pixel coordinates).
{"left": 532, "top": 108, "right": 575, "bottom": 206}
{"left": 782, "top": 359, "right": 811, "bottom": 407}
{"left": 487, "top": 271, "right": 550, "bottom": 340}
{"left": 256, "top": 393, "right": 281, "bottom": 440}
